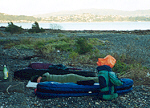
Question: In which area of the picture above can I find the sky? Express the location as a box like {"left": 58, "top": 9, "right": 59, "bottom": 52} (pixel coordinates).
{"left": 0, "top": 0, "right": 150, "bottom": 16}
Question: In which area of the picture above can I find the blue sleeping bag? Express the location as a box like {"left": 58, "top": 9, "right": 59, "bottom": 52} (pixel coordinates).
{"left": 35, "top": 78, "right": 133, "bottom": 98}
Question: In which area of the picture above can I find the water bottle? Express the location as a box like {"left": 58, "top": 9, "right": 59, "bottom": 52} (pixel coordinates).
{"left": 3, "top": 65, "right": 8, "bottom": 79}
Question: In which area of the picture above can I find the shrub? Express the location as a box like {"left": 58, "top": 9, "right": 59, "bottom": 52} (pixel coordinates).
{"left": 50, "top": 24, "right": 62, "bottom": 30}
{"left": 42, "top": 44, "right": 55, "bottom": 54}
{"left": 19, "top": 38, "right": 33, "bottom": 45}
{"left": 5, "top": 22, "right": 23, "bottom": 34}
{"left": 33, "top": 39, "right": 46, "bottom": 49}
{"left": 69, "top": 51, "right": 79, "bottom": 60}
{"left": 58, "top": 33, "right": 66, "bottom": 37}
{"left": 88, "top": 38, "right": 104, "bottom": 45}
{"left": 75, "top": 37, "right": 93, "bottom": 54}
{"left": 49, "top": 24, "right": 63, "bottom": 34}
{"left": 53, "top": 41, "right": 72, "bottom": 51}
{"left": 120, "top": 63, "right": 150, "bottom": 85}
{"left": 59, "top": 37, "right": 71, "bottom": 43}
{"left": 112, "top": 60, "right": 130, "bottom": 74}
{"left": 28, "top": 21, "right": 45, "bottom": 33}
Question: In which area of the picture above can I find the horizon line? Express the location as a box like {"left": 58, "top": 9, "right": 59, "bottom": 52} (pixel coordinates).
{"left": 1, "top": 8, "right": 150, "bottom": 16}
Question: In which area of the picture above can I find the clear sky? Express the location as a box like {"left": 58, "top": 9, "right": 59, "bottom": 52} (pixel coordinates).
{"left": 0, "top": 0, "right": 150, "bottom": 16}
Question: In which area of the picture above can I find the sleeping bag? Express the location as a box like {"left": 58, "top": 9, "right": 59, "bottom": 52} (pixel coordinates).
{"left": 14, "top": 63, "right": 97, "bottom": 80}
{"left": 35, "top": 78, "right": 133, "bottom": 98}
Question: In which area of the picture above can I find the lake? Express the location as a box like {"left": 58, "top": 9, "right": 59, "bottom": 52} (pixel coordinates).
{"left": 0, "top": 22, "right": 150, "bottom": 30}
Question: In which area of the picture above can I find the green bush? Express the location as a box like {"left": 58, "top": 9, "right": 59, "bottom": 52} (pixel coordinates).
{"left": 53, "top": 41, "right": 72, "bottom": 51}
{"left": 75, "top": 37, "right": 93, "bottom": 54}
{"left": 112, "top": 60, "right": 130, "bottom": 74}
{"left": 20, "top": 38, "right": 33, "bottom": 45}
{"left": 59, "top": 37, "right": 71, "bottom": 43}
{"left": 41, "top": 44, "right": 55, "bottom": 54}
{"left": 88, "top": 38, "right": 104, "bottom": 45}
{"left": 58, "top": 33, "right": 66, "bottom": 37}
{"left": 33, "top": 39, "right": 46, "bottom": 49}
{"left": 28, "top": 21, "right": 45, "bottom": 33}
{"left": 5, "top": 22, "right": 23, "bottom": 34}
{"left": 69, "top": 51, "right": 79, "bottom": 60}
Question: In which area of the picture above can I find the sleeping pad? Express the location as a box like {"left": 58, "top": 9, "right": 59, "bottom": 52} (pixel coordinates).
{"left": 35, "top": 78, "right": 133, "bottom": 98}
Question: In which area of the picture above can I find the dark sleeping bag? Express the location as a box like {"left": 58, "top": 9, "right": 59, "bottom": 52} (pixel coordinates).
{"left": 35, "top": 78, "right": 133, "bottom": 98}
{"left": 14, "top": 63, "right": 97, "bottom": 80}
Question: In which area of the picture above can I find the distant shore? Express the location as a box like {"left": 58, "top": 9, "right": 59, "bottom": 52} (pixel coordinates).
{"left": 1, "top": 21, "right": 150, "bottom": 23}
{"left": 1, "top": 22, "right": 150, "bottom": 31}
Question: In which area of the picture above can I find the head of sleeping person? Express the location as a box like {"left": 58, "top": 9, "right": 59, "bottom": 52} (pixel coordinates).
{"left": 30, "top": 75, "right": 46, "bottom": 83}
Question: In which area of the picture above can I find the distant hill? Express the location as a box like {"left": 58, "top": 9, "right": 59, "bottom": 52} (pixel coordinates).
{"left": 34, "top": 9, "right": 150, "bottom": 18}
{"left": 0, "top": 13, "right": 42, "bottom": 22}
{"left": 1, "top": 9, "right": 150, "bottom": 23}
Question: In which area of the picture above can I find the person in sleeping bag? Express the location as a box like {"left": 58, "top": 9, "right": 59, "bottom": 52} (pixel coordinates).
{"left": 31, "top": 73, "right": 99, "bottom": 84}
{"left": 96, "top": 55, "right": 123, "bottom": 100}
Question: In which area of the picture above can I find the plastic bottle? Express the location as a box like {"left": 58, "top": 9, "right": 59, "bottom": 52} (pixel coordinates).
{"left": 3, "top": 65, "right": 8, "bottom": 79}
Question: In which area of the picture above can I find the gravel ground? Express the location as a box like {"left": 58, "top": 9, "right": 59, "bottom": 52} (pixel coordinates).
{"left": 0, "top": 85, "right": 150, "bottom": 108}
{"left": 0, "top": 31, "right": 150, "bottom": 108}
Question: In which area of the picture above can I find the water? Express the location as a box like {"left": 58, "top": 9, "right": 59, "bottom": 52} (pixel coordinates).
{"left": 0, "top": 22, "right": 150, "bottom": 30}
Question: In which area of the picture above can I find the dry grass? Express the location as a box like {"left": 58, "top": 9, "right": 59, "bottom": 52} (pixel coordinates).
{"left": 120, "top": 65, "right": 150, "bottom": 85}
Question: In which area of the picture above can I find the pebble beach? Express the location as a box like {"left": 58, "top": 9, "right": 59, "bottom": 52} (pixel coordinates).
{"left": 0, "top": 30, "right": 150, "bottom": 108}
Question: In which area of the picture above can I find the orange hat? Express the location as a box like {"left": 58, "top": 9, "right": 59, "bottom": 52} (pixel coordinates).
{"left": 97, "top": 55, "right": 116, "bottom": 68}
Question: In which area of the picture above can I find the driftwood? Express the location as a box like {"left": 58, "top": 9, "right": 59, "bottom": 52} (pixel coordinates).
{"left": 13, "top": 46, "right": 22, "bottom": 56}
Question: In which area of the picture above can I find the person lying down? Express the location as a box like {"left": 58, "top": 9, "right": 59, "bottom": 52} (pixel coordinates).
{"left": 31, "top": 72, "right": 99, "bottom": 84}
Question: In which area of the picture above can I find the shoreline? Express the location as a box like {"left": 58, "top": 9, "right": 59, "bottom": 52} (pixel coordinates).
{"left": 0, "top": 26, "right": 150, "bottom": 35}
{"left": 0, "top": 22, "right": 150, "bottom": 31}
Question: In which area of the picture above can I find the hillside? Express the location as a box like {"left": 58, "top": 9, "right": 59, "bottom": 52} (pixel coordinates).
{"left": 34, "top": 9, "right": 150, "bottom": 17}
{"left": 0, "top": 13, "right": 41, "bottom": 22}
{"left": 1, "top": 9, "right": 150, "bottom": 23}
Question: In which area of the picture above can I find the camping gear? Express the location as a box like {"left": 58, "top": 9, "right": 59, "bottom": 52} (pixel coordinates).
{"left": 3, "top": 65, "right": 8, "bottom": 79}
{"left": 96, "top": 56, "right": 122, "bottom": 100}
{"left": 35, "top": 78, "right": 133, "bottom": 98}
{"left": 14, "top": 63, "right": 97, "bottom": 80}
{"left": 97, "top": 65, "right": 123, "bottom": 100}
{"left": 97, "top": 55, "right": 116, "bottom": 68}
{"left": 26, "top": 80, "right": 38, "bottom": 88}
{"left": 28, "top": 62, "right": 52, "bottom": 69}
